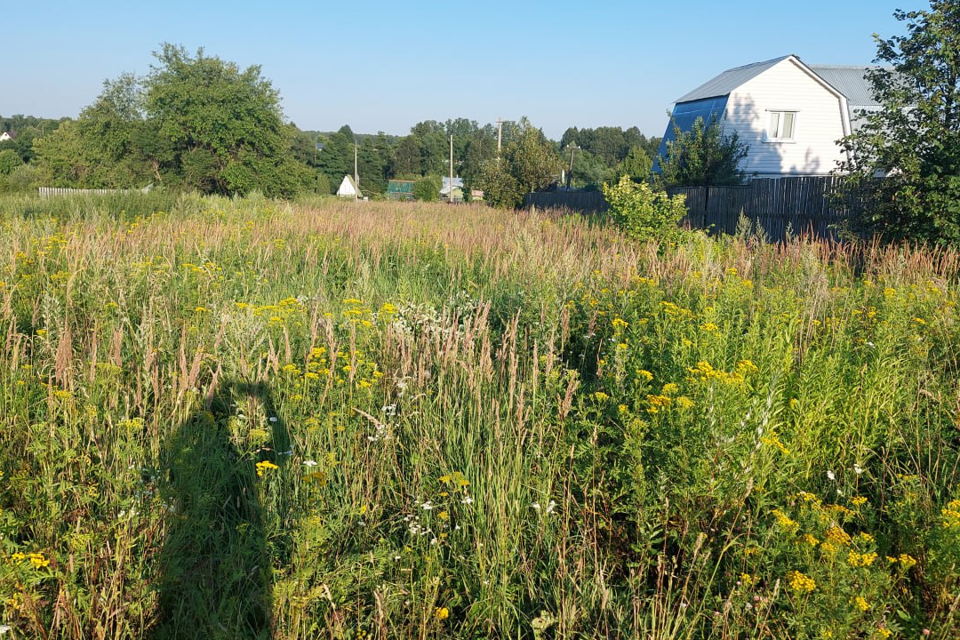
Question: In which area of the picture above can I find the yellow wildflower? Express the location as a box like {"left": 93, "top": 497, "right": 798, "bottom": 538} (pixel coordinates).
{"left": 847, "top": 551, "right": 878, "bottom": 567}
{"left": 801, "top": 533, "right": 819, "bottom": 547}
{"left": 826, "top": 526, "right": 851, "bottom": 546}
{"left": 898, "top": 554, "right": 917, "bottom": 569}
{"left": 773, "top": 509, "right": 799, "bottom": 530}
{"left": 255, "top": 460, "right": 279, "bottom": 477}
{"left": 787, "top": 570, "right": 816, "bottom": 593}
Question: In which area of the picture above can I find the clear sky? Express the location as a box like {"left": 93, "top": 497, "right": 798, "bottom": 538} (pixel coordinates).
{"left": 1, "top": 0, "right": 919, "bottom": 139}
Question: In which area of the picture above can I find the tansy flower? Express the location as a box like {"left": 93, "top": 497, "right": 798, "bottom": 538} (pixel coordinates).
{"left": 255, "top": 460, "right": 279, "bottom": 477}
{"left": 787, "top": 571, "right": 816, "bottom": 593}
{"left": 435, "top": 607, "right": 449, "bottom": 620}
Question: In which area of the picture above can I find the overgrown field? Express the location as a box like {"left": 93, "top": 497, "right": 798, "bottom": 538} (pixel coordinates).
{"left": 0, "top": 193, "right": 959, "bottom": 639}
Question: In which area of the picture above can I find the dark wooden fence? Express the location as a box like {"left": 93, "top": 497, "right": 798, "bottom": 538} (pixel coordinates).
{"left": 523, "top": 177, "right": 857, "bottom": 241}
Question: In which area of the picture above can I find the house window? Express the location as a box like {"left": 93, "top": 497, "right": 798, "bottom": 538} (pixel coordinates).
{"left": 766, "top": 111, "right": 797, "bottom": 141}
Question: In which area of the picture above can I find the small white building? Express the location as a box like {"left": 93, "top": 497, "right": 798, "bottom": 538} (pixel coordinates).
{"left": 658, "top": 55, "right": 880, "bottom": 177}
{"left": 336, "top": 175, "right": 362, "bottom": 199}
{"left": 0, "top": 131, "right": 15, "bottom": 142}
{"left": 440, "top": 177, "right": 464, "bottom": 202}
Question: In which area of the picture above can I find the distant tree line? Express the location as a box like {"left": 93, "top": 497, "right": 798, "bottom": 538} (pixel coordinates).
{"left": 0, "top": 44, "right": 663, "bottom": 206}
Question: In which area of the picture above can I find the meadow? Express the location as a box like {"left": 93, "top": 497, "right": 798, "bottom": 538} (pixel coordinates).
{"left": 0, "top": 192, "right": 958, "bottom": 639}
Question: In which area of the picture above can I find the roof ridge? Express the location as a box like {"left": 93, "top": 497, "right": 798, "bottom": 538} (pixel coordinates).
{"left": 809, "top": 64, "right": 879, "bottom": 70}
{"left": 720, "top": 54, "right": 794, "bottom": 74}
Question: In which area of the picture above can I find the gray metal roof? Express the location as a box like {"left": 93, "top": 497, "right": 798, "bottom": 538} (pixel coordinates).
{"left": 675, "top": 55, "right": 793, "bottom": 103}
{"left": 674, "top": 57, "right": 883, "bottom": 108}
{"left": 808, "top": 65, "right": 881, "bottom": 108}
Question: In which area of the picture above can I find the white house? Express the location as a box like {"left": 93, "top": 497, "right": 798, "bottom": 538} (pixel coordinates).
{"left": 658, "top": 55, "right": 880, "bottom": 177}
{"left": 440, "top": 177, "right": 464, "bottom": 202}
{"left": 336, "top": 175, "right": 362, "bottom": 199}
{"left": 0, "top": 131, "right": 15, "bottom": 143}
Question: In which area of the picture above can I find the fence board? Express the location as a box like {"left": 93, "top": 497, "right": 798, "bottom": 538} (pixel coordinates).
{"left": 525, "top": 177, "right": 856, "bottom": 241}
{"left": 38, "top": 186, "right": 151, "bottom": 198}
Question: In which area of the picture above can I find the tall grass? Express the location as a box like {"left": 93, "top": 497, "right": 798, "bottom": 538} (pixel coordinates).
{"left": 0, "top": 193, "right": 958, "bottom": 638}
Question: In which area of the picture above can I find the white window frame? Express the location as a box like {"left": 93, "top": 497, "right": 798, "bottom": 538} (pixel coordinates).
{"left": 765, "top": 110, "right": 798, "bottom": 143}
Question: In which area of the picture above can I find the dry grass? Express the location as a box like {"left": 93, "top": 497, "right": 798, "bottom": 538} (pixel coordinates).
{"left": 0, "top": 193, "right": 958, "bottom": 639}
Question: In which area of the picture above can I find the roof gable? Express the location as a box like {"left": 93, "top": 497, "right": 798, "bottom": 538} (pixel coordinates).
{"left": 337, "top": 175, "right": 361, "bottom": 196}
{"left": 675, "top": 55, "right": 793, "bottom": 103}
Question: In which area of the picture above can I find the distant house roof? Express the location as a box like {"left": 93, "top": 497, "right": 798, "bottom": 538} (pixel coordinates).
{"left": 440, "top": 177, "right": 464, "bottom": 195}
{"left": 336, "top": 175, "right": 361, "bottom": 198}
{"left": 387, "top": 179, "right": 415, "bottom": 194}
{"left": 675, "top": 55, "right": 793, "bottom": 103}
{"left": 0, "top": 131, "right": 15, "bottom": 141}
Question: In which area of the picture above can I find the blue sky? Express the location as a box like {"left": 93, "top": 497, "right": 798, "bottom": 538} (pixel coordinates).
{"left": 1, "top": 1, "right": 918, "bottom": 139}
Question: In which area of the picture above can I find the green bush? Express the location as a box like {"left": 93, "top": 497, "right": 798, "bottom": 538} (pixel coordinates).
{"left": 413, "top": 174, "right": 441, "bottom": 202}
{"left": 0, "top": 149, "right": 23, "bottom": 175}
{"left": 602, "top": 175, "right": 688, "bottom": 242}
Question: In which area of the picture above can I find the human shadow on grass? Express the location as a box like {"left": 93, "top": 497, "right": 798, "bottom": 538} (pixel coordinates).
{"left": 151, "top": 380, "right": 290, "bottom": 640}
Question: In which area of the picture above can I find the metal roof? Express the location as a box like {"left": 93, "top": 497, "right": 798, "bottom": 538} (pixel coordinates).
{"left": 387, "top": 179, "right": 415, "bottom": 193}
{"left": 808, "top": 65, "right": 881, "bottom": 108}
{"left": 674, "top": 57, "right": 883, "bottom": 108}
{"left": 675, "top": 56, "right": 793, "bottom": 103}
{"left": 653, "top": 96, "right": 729, "bottom": 173}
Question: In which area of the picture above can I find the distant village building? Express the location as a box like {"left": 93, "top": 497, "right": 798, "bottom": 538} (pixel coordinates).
{"left": 440, "top": 177, "right": 464, "bottom": 203}
{"left": 0, "top": 131, "right": 16, "bottom": 142}
{"left": 658, "top": 55, "right": 880, "bottom": 178}
{"left": 336, "top": 175, "right": 362, "bottom": 199}
{"left": 386, "top": 179, "right": 416, "bottom": 201}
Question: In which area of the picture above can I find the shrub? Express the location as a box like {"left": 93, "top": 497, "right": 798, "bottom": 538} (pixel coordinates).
{"left": 413, "top": 174, "right": 441, "bottom": 202}
{"left": 0, "top": 149, "right": 23, "bottom": 175}
{"left": 602, "top": 175, "right": 688, "bottom": 242}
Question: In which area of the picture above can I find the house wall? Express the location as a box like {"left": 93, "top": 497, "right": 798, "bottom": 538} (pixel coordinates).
{"left": 337, "top": 177, "right": 358, "bottom": 197}
{"left": 722, "top": 59, "right": 848, "bottom": 176}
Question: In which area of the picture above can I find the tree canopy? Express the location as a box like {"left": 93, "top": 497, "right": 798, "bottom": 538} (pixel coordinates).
{"left": 13, "top": 45, "right": 660, "bottom": 204}
{"left": 477, "top": 118, "right": 562, "bottom": 208}
{"left": 655, "top": 116, "right": 748, "bottom": 188}
{"left": 34, "top": 45, "right": 309, "bottom": 197}
{"left": 841, "top": 1, "right": 960, "bottom": 244}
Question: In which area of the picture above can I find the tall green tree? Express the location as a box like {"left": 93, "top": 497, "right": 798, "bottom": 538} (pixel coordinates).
{"left": 34, "top": 74, "right": 157, "bottom": 188}
{"left": 35, "top": 44, "right": 310, "bottom": 196}
{"left": 656, "top": 116, "right": 748, "bottom": 188}
{"left": 315, "top": 125, "right": 355, "bottom": 191}
{"left": 618, "top": 145, "right": 653, "bottom": 183}
{"left": 478, "top": 117, "right": 561, "bottom": 208}
{"left": 0, "top": 149, "right": 23, "bottom": 175}
{"left": 841, "top": 1, "right": 960, "bottom": 244}
{"left": 146, "top": 44, "right": 305, "bottom": 196}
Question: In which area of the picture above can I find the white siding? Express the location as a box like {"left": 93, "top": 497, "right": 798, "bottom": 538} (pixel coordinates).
{"left": 337, "top": 176, "right": 359, "bottom": 198}
{"left": 722, "top": 59, "right": 848, "bottom": 176}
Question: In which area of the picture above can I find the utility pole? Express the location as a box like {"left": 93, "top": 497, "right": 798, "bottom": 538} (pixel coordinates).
{"left": 449, "top": 134, "right": 455, "bottom": 204}
{"left": 567, "top": 145, "right": 579, "bottom": 189}
{"left": 496, "top": 117, "right": 505, "bottom": 157}
{"left": 354, "top": 140, "right": 359, "bottom": 190}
